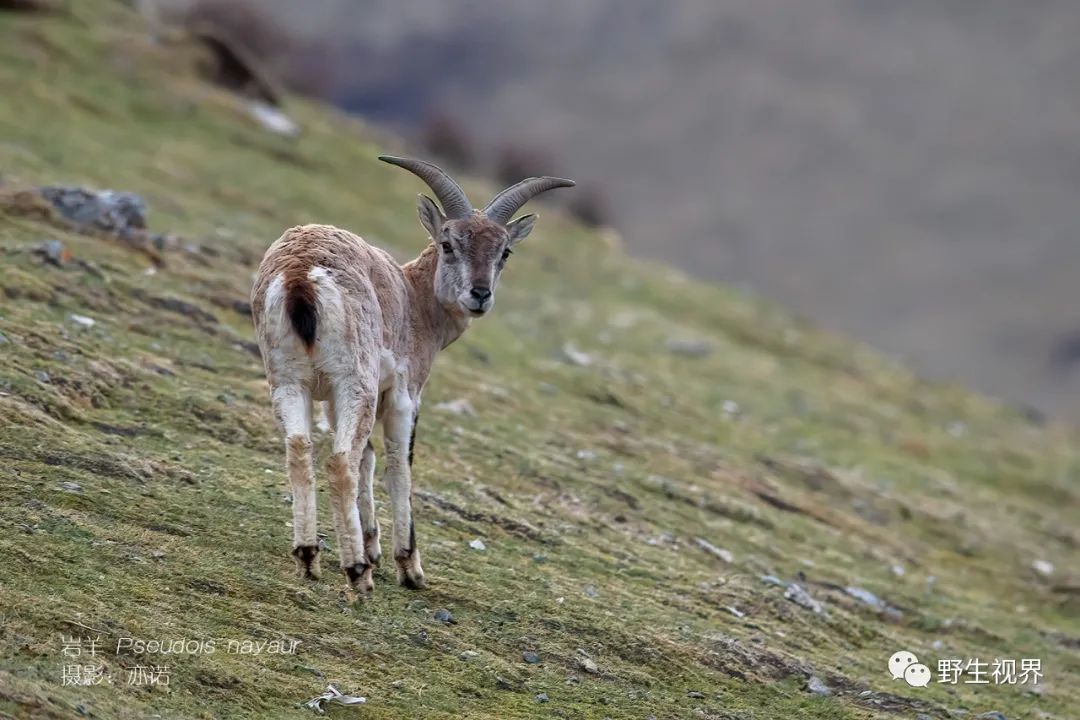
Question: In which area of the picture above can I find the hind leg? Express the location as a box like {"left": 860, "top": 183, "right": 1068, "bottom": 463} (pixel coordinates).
{"left": 328, "top": 405, "right": 381, "bottom": 569}
{"left": 355, "top": 439, "right": 381, "bottom": 567}
{"left": 327, "top": 381, "right": 377, "bottom": 593}
{"left": 273, "top": 384, "right": 319, "bottom": 579}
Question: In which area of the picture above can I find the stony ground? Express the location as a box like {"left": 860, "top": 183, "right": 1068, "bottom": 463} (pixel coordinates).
{"left": 0, "top": 3, "right": 1077, "bottom": 719}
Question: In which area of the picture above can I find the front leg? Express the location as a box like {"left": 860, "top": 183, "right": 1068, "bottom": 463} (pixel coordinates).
{"left": 383, "top": 387, "right": 424, "bottom": 589}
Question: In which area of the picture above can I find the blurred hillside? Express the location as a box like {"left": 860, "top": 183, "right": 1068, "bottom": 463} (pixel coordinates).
{"left": 164, "top": 0, "right": 1080, "bottom": 422}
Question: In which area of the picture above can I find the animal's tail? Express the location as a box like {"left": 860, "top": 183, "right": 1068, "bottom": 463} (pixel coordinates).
{"left": 283, "top": 272, "right": 318, "bottom": 350}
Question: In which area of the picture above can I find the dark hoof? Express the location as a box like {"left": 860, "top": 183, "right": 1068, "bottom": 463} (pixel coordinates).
{"left": 395, "top": 552, "right": 426, "bottom": 590}
{"left": 398, "top": 571, "right": 427, "bottom": 590}
{"left": 292, "top": 545, "right": 321, "bottom": 580}
{"left": 344, "top": 562, "right": 374, "bottom": 594}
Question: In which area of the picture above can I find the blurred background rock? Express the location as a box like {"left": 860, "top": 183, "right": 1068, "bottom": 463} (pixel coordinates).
{"left": 160, "top": 0, "right": 1080, "bottom": 421}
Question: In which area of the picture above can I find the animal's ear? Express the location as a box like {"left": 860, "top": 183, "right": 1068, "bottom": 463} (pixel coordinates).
{"left": 417, "top": 194, "right": 446, "bottom": 239}
{"left": 505, "top": 213, "right": 537, "bottom": 247}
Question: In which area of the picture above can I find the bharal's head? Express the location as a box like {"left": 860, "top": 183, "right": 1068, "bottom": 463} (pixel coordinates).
{"left": 380, "top": 155, "right": 574, "bottom": 317}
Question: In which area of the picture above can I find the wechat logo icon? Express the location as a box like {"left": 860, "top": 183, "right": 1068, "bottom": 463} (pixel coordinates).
{"left": 889, "top": 650, "right": 931, "bottom": 688}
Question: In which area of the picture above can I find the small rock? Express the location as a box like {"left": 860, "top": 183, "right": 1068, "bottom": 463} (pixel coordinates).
{"left": 468, "top": 538, "right": 486, "bottom": 551}
{"left": 532, "top": 554, "right": 547, "bottom": 563}
{"left": 722, "top": 400, "right": 740, "bottom": 416}
{"left": 217, "top": 393, "right": 236, "bottom": 406}
{"left": 760, "top": 574, "right": 785, "bottom": 587}
{"left": 694, "top": 537, "right": 734, "bottom": 563}
{"left": 725, "top": 606, "right": 746, "bottom": 619}
{"left": 433, "top": 608, "right": 455, "bottom": 624}
{"left": 68, "top": 314, "right": 96, "bottom": 328}
{"left": 1032, "top": 560, "right": 1054, "bottom": 577}
{"left": 975, "top": 713, "right": 1008, "bottom": 720}
{"left": 32, "top": 238, "right": 70, "bottom": 266}
{"left": 535, "top": 692, "right": 549, "bottom": 703}
{"left": 434, "top": 398, "right": 475, "bottom": 416}
{"left": 0, "top": 333, "right": 8, "bottom": 345}
{"left": 301, "top": 685, "right": 367, "bottom": 711}
{"left": 687, "top": 691, "right": 706, "bottom": 699}
{"left": 579, "top": 657, "right": 600, "bottom": 674}
{"left": 784, "top": 583, "right": 823, "bottom": 614}
{"left": 495, "top": 676, "right": 513, "bottom": 690}
{"left": 559, "top": 343, "right": 593, "bottom": 367}
{"left": 52, "top": 350, "right": 68, "bottom": 362}
{"left": 59, "top": 482, "right": 83, "bottom": 493}
{"left": 150, "top": 550, "right": 166, "bottom": 560}
{"left": 40, "top": 186, "right": 147, "bottom": 234}
{"left": 645, "top": 531, "right": 677, "bottom": 547}
{"left": 891, "top": 564, "right": 906, "bottom": 577}
{"left": 583, "top": 584, "right": 599, "bottom": 598}
{"left": 458, "top": 650, "right": 479, "bottom": 660}
{"left": 844, "top": 586, "right": 885, "bottom": 610}
{"left": 805, "top": 676, "right": 832, "bottom": 697}
{"left": 523, "top": 651, "right": 541, "bottom": 664}
{"left": 576, "top": 449, "right": 597, "bottom": 461}
{"left": 36, "top": 371, "right": 51, "bottom": 384}
{"left": 666, "top": 338, "right": 714, "bottom": 357}
{"left": 248, "top": 100, "right": 300, "bottom": 137}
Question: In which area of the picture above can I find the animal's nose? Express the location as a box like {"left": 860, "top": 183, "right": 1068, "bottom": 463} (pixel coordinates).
{"left": 470, "top": 286, "right": 492, "bottom": 303}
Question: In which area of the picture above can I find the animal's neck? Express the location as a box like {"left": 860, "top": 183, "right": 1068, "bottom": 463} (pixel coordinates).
{"left": 402, "top": 243, "right": 470, "bottom": 352}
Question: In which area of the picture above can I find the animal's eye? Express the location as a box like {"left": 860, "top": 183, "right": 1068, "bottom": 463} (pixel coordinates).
{"left": 501, "top": 248, "right": 512, "bottom": 262}
{"left": 440, "top": 241, "right": 454, "bottom": 254}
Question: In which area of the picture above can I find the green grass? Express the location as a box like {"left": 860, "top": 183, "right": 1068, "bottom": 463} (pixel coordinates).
{"left": 0, "top": 3, "right": 1077, "bottom": 719}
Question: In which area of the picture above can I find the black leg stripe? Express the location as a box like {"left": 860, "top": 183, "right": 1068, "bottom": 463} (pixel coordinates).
{"left": 408, "top": 413, "right": 418, "bottom": 466}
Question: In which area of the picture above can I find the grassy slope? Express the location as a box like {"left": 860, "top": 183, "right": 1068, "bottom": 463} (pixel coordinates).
{"left": 0, "top": 4, "right": 1077, "bottom": 719}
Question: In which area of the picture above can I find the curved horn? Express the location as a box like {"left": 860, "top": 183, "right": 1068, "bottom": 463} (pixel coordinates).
{"left": 378, "top": 155, "right": 473, "bottom": 219}
{"left": 484, "top": 176, "right": 576, "bottom": 224}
